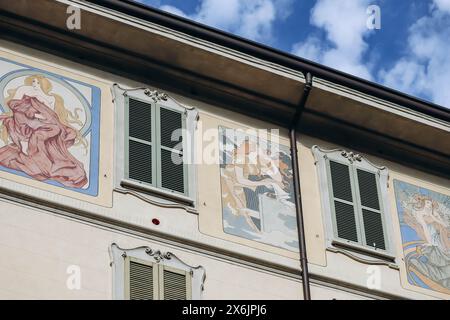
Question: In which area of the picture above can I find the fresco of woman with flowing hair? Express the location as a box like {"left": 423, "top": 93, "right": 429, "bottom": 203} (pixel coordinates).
{"left": 219, "top": 127, "right": 298, "bottom": 251}
{"left": 0, "top": 74, "right": 88, "bottom": 188}
{"left": 394, "top": 180, "right": 450, "bottom": 295}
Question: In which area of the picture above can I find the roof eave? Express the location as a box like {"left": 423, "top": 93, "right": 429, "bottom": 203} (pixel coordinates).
{"left": 87, "top": 0, "right": 450, "bottom": 123}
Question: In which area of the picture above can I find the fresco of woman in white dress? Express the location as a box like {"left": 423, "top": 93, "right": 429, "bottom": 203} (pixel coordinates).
{"left": 394, "top": 180, "right": 450, "bottom": 295}
{"left": 0, "top": 74, "right": 88, "bottom": 188}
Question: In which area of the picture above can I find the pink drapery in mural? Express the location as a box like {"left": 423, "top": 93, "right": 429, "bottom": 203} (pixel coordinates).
{"left": 0, "top": 95, "right": 87, "bottom": 188}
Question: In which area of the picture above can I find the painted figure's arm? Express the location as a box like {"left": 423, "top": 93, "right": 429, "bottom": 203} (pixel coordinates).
{"left": 431, "top": 211, "right": 447, "bottom": 227}
{"left": 12, "top": 86, "right": 27, "bottom": 100}
{"left": 416, "top": 211, "right": 433, "bottom": 244}
{"left": 37, "top": 94, "right": 55, "bottom": 110}
{"left": 234, "top": 166, "right": 272, "bottom": 188}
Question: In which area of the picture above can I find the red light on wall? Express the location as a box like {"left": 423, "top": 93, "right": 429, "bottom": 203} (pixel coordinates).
{"left": 152, "top": 218, "right": 160, "bottom": 226}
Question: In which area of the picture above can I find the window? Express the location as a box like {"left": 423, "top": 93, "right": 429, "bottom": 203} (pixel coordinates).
{"left": 313, "top": 146, "right": 394, "bottom": 258}
{"left": 125, "top": 97, "right": 186, "bottom": 195}
{"left": 125, "top": 256, "right": 192, "bottom": 300}
{"left": 112, "top": 84, "right": 198, "bottom": 206}
{"left": 111, "top": 244, "right": 205, "bottom": 300}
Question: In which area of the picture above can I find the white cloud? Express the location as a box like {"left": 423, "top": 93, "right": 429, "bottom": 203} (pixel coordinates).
{"left": 291, "top": 36, "right": 324, "bottom": 62}
{"left": 379, "top": 1, "right": 450, "bottom": 107}
{"left": 379, "top": 59, "right": 427, "bottom": 94}
{"left": 291, "top": 0, "right": 373, "bottom": 80}
{"left": 433, "top": 0, "right": 450, "bottom": 13}
{"left": 139, "top": 0, "right": 293, "bottom": 43}
{"left": 135, "top": 0, "right": 161, "bottom": 7}
{"left": 196, "top": 0, "right": 295, "bottom": 42}
{"left": 159, "top": 4, "right": 188, "bottom": 18}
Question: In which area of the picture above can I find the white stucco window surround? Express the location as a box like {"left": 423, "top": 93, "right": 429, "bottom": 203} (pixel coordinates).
{"left": 312, "top": 145, "right": 398, "bottom": 268}
{"left": 110, "top": 243, "right": 206, "bottom": 300}
{"left": 112, "top": 84, "right": 199, "bottom": 208}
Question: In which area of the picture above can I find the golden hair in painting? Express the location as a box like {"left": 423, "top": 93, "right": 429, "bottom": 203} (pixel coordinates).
{"left": 0, "top": 75, "right": 88, "bottom": 152}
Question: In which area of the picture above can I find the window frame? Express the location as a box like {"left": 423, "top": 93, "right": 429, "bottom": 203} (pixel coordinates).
{"left": 124, "top": 96, "right": 188, "bottom": 196}
{"left": 124, "top": 95, "right": 158, "bottom": 189}
{"left": 353, "top": 166, "right": 389, "bottom": 250}
{"left": 325, "top": 157, "right": 363, "bottom": 246}
{"left": 124, "top": 256, "right": 159, "bottom": 300}
{"left": 154, "top": 102, "right": 189, "bottom": 196}
{"left": 113, "top": 84, "right": 198, "bottom": 207}
{"left": 111, "top": 243, "right": 204, "bottom": 300}
{"left": 313, "top": 145, "right": 396, "bottom": 261}
{"left": 159, "top": 265, "right": 193, "bottom": 300}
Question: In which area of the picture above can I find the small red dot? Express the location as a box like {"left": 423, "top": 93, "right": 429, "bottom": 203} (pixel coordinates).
{"left": 152, "top": 218, "right": 160, "bottom": 225}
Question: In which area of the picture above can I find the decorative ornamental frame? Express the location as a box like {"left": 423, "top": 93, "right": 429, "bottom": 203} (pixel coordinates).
{"left": 312, "top": 145, "right": 398, "bottom": 268}
{"left": 110, "top": 243, "right": 206, "bottom": 300}
{"left": 111, "top": 84, "right": 199, "bottom": 209}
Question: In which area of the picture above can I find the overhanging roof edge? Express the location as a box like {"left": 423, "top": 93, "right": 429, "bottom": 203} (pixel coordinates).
{"left": 85, "top": 0, "right": 450, "bottom": 123}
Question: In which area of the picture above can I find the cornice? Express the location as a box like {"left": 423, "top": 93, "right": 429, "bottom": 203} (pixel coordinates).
{"left": 312, "top": 145, "right": 387, "bottom": 171}
{"left": 112, "top": 243, "right": 206, "bottom": 290}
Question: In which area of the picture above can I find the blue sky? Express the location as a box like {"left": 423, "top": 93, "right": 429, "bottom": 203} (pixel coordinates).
{"left": 134, "top": 0, "right": 450, "bottom": 108}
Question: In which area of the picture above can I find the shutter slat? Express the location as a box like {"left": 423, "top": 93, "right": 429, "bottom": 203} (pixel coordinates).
{"left": 362, "top": 209, "right": 386, "bottom": 249}
{"left": 357, "top": 169, "right": 385, "bottom": 250}
{"left": 334, "top": 201, "right": 359, "bottom": 242}
{"left": 329, "top": 161, "right": 358, "bottom": 242}
{"left": 129, "top": 98, "right": 152, "bottom": 142}
{"left": 128, "top": 98, "right": 153, "bottom": 184}
{"left": 129, "top": 141, "right": 152, "bottom": 184}
{"left": 357, "top": 170, "right": 380, "bottom": 210}
{"left": 330, "top": 161, "right": 353, "bottom": 202}
{"left": 160, "top": 108, "right": 182, "bottom": 149}
{"left": 163, "top": 269, "right": 187, "bottom": 300}
{"left": 129, "top": 261, "right": 154, "bottom": 300}
{"left": 159, "top": 107, "right": 185, "bottom": 194}
{"left": 160, "top": 149, "right": 184, "bottom": 193}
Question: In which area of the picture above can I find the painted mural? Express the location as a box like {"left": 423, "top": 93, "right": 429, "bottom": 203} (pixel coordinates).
{"left": 394, "top": 180, "right": 450, "bottom": 295}
{"left": 0, "top": 57, "right": 100, "bottom": 196}
{"left": 219, "top": 126, "right": 299, "bottom": 251}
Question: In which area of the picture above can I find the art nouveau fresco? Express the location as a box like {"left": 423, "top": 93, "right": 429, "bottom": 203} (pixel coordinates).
{"left": 0, "top": 57, "right": 100, "bottom": 196}
{"left": 394, "top": 180, "right": 450, "bottom": 295}
{"left": 219, "top": 126, "right": 299, "bottom": 251}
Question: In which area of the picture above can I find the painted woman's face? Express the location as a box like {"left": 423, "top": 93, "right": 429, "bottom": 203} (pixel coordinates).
{"left": 424, "top": 199, "right": 433, "bottom": 210}
{"left": 31, "top": 78, "right": 40, "bottom": 90}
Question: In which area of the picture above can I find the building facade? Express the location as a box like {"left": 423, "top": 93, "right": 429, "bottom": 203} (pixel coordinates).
{"left": 0, "top": 0, "right": 449, "bottom": 300}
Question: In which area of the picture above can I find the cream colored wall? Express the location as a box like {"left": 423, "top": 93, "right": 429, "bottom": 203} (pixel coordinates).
{"left": 0, "top": 39, "right": 448, "bottom": 300}
{"left": 0, "top": 195, "right": 377, "bottom": 300}
{"left": 0, "top": 40, "right": 304, "bottom": 276}
{"left": 0, "top": 40, "right": 308, "bottom": 300}
{"left": 298, "top": 134, "right": 450, "bottom": 300}
{"left": 310, "top": 284, "right": 373, "bottom": 300}
{"left": 0, "top": 197, "right": 307, "bottom": 300}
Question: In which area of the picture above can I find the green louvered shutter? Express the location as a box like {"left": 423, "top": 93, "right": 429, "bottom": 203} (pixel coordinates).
{"left": 127, "top": 98, "right": 154, "bottom": 185}
{"left": 329, "top": 161, "right": 359, "bottom": 243}
{"left": 158, "top": 107, "right": 185, "bottom": 194}
{"left": 160, "top": 266, "right": 191, "bottom": 300}
{"left": 356, "top": 169, "right": 386, "bottom": 250}
{"left": 127, "top": 259, "right": 157, "bottom": 300}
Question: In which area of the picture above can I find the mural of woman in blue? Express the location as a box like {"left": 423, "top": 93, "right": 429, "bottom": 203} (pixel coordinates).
{"left": 395, "top": 180, "right": 450, "bottom": 295}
